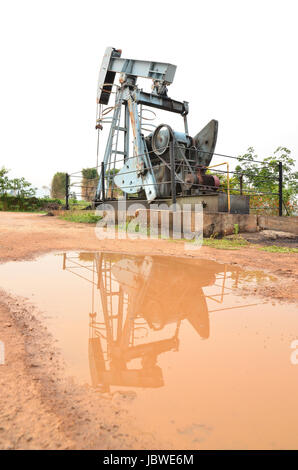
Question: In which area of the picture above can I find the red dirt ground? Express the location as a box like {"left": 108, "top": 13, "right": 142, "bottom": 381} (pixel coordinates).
{"left": 0, "top": 212, "right": 297, "bottom": 449}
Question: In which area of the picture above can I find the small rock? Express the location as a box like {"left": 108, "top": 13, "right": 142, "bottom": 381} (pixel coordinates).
{"left": 261, "top": 230, "right": 297, "bottom": 240}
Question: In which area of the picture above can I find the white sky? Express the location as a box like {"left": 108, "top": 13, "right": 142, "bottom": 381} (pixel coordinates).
{"left": 0, "top": 0, "right": 297, "bottom": 193}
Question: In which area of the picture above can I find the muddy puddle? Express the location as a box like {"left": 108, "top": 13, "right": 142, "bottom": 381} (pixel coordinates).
{"left": 0, "top": 251, "right": 298, "bottom": 449}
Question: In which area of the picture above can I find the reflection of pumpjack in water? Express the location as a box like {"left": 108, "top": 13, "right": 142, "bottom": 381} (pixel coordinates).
{"left": 62, "top": 253, "right": 239, "bottom": 392}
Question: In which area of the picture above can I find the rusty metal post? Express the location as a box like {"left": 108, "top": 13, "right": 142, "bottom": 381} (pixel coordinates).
{"left": 170, "top": 139, "right": 176, "bottom": 207}
{"left": 65, "top": 173, "right": 69, "bottom": 210}
{"left": 101, "top": 161, "right": 105, "bottom": 202}
{"left": 278, "top": 161, "right": 283, "bottom": 216}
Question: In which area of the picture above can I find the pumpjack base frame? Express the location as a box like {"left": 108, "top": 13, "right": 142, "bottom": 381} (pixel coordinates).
{"left": 94, "top": 193, "right": 250, "bottom": 214}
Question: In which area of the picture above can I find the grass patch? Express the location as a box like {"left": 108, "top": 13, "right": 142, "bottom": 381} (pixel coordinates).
{"left": 166, "top": 236, "right": 249, "bottom": 250}
{"left": 202, "top": 237, "right": 249, "bottom": 250}
{"left": 259, "top": 245, "right": 298, "bottom": 254}
{"left": 59, "top": 212, "right": 102, "bottom": 224}
{"left": 69, "top": 200, "right": 91, "bottom": 210}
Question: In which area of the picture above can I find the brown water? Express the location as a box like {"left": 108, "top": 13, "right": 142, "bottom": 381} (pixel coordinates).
{"left": 0, "top": 251, "right": 297, "bottom": 449}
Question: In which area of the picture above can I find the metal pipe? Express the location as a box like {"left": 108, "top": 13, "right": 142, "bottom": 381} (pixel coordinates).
{"left": 124, "top": 102, "right": 130, "bottom": 162}
{"left": 279, "top": 161, "right": 283, "bottom": 217}
{"left": 101, "top": 161, "right": 105, "bottom": 202}
{"left": 169, "top": 139, "right": 176, "bottom": 207}
{"left": 65, "top": 173, "right": 69, "bottom": 210}
{"left": 183, "top": 115, "right": 189, "bottom": 135}
{"left": 227, "top": 162, "right": 230, "bottom": 213}
{"left": 240, "top": 174, "right": 243, "bottom": 195}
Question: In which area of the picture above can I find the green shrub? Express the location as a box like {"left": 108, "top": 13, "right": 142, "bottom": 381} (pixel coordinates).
{"left": 59, "top": 212, "right": 102, "bottom": 224}
{"left": 233, "top": 223, "right": 239, "bottom": 235}
{"left": 0, "top": 195, "right": 63, "bottom": 212}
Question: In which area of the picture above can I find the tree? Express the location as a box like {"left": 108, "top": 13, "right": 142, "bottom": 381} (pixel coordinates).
{"left": 81, "top": 168, "right": 99, "bottom": 202}
{"left": 0, "top": 167, "right": 36, "bottom": 198}
{"left": 10, "top": 177, "right": 36, "bottom": 197}
{"left": 234, "top": 147, "right": 298, "bottom": 214}
{"left": 0, "top": 167, "right": 10, "bottom": 195}
{"left": 51, "top": 172, "right": 67, "bottom": 199}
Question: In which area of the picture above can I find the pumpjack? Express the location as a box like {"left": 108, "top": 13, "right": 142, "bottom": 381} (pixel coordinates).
{"left": 94, "top": 47, "right": 219, "bottom": 204}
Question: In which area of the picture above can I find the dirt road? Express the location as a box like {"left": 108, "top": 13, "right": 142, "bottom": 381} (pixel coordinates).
{"left": 0, "top": 212, "right": 297, "bottom": 449}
